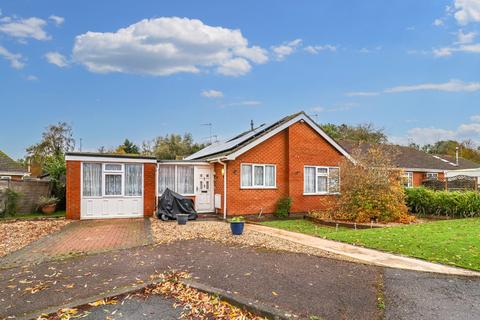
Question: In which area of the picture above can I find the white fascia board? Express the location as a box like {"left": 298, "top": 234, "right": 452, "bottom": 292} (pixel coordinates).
{"left": 65, "top": 155, "right": 157, "bottom": 164}
{"left": 0, "top": 171, "right": 27, "bottom": 175}
{"left": 401, "top": 168, "right": 446, "bottom": 173}
{"left": 158, "top": 161, "right": 211, "bottom": 166}
{"left": 225, "top": 114, "right": 355, "bottom": 163}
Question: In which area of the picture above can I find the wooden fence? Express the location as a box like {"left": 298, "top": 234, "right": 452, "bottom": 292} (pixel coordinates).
{"left": 422, "top": 175, "right": 478, "bottom": 192}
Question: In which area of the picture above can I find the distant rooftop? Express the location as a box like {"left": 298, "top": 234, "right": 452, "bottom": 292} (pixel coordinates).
{"left": 0, "top": 150, "right": 27, "bottom": 174}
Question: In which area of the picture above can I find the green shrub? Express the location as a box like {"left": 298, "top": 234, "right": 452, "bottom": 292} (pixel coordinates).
{"left": 0, "top": 188, "right": 22, "bottom": 218}
{"left": 405, "top": 187, "right": 480, "bottom": 218}
{"left": 275, "top": 197, "right": 292, "bottom": 218}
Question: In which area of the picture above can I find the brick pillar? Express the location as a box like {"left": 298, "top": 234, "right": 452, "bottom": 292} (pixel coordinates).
{"left": 66, "top": 161, "right": 81, "bottom": 219}
{"left": 143, "top": 163, "right": 157, "bottom": 217}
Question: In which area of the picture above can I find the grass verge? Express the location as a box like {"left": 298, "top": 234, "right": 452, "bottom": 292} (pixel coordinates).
{"left": 261, "top": 218, "right": 480, "bottom": 271}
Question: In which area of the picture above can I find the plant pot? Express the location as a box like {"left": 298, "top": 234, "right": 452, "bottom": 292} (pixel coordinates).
{"left": 230, "top": 221, "right": 245, "bottom": 235}
{"left": 41, "top": 204, "right": 56, "bottom": 214}
{"left": 176, "top": 214, "right": 189, "bottom": 225}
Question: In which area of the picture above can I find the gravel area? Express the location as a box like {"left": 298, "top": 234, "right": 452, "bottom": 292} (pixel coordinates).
{"left": 0, "top": 219, "right": 70, "bottom": 257}
{"left": 151, "top": 219, "right": 353, "bottom": 262}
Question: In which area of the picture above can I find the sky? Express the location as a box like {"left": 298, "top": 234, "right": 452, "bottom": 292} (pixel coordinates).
{"left": 1, "top": 0, "right": 480, "bottom": 159}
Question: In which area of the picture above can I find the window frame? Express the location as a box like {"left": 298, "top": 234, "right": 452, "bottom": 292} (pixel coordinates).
{"left": 303, "top": 165, "right": 340, "bottom": 195}
{"left": 240, "top": 163, "right": 277, "bottom": 189}
{"left": 403, "top": 171, "right": 414, "bottom": 188}
{"left": 157, "top": 164, "right": 195, "bottom": 196}
{"left": 102, "top": 163, "right": 124, "bottom": 197}
{"left": 124, "top": 163, "right": 144, "bottom": 197}
{"left": 426, "top": 172, "right": 439, "bottom": 180}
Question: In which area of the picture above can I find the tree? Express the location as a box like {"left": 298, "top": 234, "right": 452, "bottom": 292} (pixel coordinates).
{"left": 116, "top": 139, "right": 140, "bottom": 154}
{"left": 330, "top": 145, "right": 410, "bottom": 223}
{"left": 27, "top": 122, "right": 75, "bottom": 162}
{"left": 422, "top": 140, "right": 480, "bottom": 164}
{"left": 147, "top": 133, "right": 207, "bottom": 160}
{"left": 319, "top": 123, "right": 387, "bottom": 144}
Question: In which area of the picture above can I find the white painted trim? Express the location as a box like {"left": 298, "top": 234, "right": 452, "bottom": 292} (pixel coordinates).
{"left": 66, "top": 155, "right": 156, "bottom": 164}
{"left": 402, "top": 168, "right": 445, "bottom": 173}
{"left": 217, "top": 114, "right": 354, "bottom": 162}
{"left": 0, "top": 171, "right": 28, "bottom": 176}
{"left": 159, "top": 161, "right": 210, "bottom": 166}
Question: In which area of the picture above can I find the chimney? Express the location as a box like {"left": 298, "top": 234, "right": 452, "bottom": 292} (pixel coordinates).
{"left": 250, "top": 120, "right": 254, "bottom": 131}
{"left": 456, "top": 146, "right": 459, "bottom": 166}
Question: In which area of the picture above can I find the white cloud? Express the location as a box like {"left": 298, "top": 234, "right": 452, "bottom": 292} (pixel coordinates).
{"left": 456, "top": 29, "right": 476, "bottom": 43}
{"left": 49, "top": 15, "right": 64, "bottom": 26}
{"left": 304, "top": 44, "right": 337, "bottom": 54}
{"left": 309, "top": 102, "right": 358, "bottom": 113}
{"left": 72, "top": 17, "right": 268, "bottom": 77}
{"left": 453, "top": 0, "right": 480, "bottom": 25}
{"left": 348, "top": 79, "right": 480, "bottom": 97}
{"left": 385, "top": 79, "right": 480, "bottom": 93}
{"left": 470, "top": 114, "right": 480, "bottom": 122}
{"left": 271, "top": 39, "right": 302, "bottom": 60}
{"left": 0, "top": 45, "right": 25, "bottom": 69}
{"left": 346, "top": 91, "right": 380, "bottom": 97}
{"left": 395, "top": 116, "right": 480, "bottom": 145}
{"left": 45, "top": 51, "right": 68, "bottom": 67}
{"left": 0, "top": 16, "right": 50, "bottom": 40}
{"left": 26, "top": 75, "right": 38, "bottom": 81}
{"left": 433, "top": 18, "right": 445, "bottom": 26}
{"left": 201, "top": 89, "right": 223, "bottom": 98}
{"left": 433, "top": 46, "right": 454, "bottom": 56}
{"left": 222, "top": 100, "right": 261, "bottom": 107}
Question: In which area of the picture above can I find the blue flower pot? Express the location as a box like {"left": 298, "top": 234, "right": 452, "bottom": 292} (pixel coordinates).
{"left": 230, "top": 221, "right": 245, "bottom": 235}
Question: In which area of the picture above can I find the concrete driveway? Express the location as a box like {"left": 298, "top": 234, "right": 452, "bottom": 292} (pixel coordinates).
{"left": 0, "top": 218, "right": 152, "bottom": 269}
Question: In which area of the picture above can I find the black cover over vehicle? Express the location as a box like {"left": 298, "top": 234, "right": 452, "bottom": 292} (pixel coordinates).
{"left": 156, "top": 188, "right": 197, "bottom": 221}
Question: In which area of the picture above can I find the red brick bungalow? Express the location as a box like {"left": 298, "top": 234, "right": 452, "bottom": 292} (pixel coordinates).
{"left": 65, "top": 112, "right": 353, "bottom": 219}
{"left": 65, "top": 111, "right": 480, "bottom": 220}
{"left": 338, "top": 141, "right": 480, "bottom": 188}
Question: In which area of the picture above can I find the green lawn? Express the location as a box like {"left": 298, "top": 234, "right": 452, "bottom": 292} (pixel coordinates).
{"left": 1, "top": 211, "right": 66, "bottom": 220}
{"left": 260, "top": 218, "right": 480, "bottom": 271}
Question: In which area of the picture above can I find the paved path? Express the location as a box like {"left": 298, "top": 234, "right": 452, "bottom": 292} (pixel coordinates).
{"left": 0, "top": 239, "right": 381, "bottom": 320}
{"left": 248, "top": 224, "right": 480, "bottom": 277}
{"left": 0, "top": 219, "right": 152, "bottom": 269}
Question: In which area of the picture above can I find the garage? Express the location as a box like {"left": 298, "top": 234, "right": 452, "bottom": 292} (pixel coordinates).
{"left": 65, "top": 153, "right": 157, "bottom": 219}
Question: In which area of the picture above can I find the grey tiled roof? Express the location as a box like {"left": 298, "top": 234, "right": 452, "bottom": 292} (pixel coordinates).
{"left": 0, "top": 150, "right": 27, "bottom": 173}
{"left": 338, "top": 140, "right": 480, "bottom": 171}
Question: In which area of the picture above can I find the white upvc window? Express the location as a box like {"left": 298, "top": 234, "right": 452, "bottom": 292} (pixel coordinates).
{"left": 158, "top": 165, "right": 195, "bottom": 196}
{"left": 304, "top": 166, "right": 340, "bottom": 195}
{"left": 82, "top": 162, "right": 143, "bottom": 198}
{"left": 241, "top": 164, "right": 276, "bottom": 188}
{"left": 103, "top": 163, "right": 124, "bottom": 196}
{"left": 403, "top": 172, "right": 413, "bottom": 188}
{"left": 426, "top": 172, "right": 439, "bottom": 180}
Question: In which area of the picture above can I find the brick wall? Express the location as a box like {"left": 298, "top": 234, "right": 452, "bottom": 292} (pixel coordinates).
{"left": 143, "top": 163, "right": 156, "bottom": 217}
{"left": 222, "top": 120, "right": 345, "bottom": 216}
{"left": 287, "top": 121, "right": 343, "bottom": 213}
{"left": 226, "top": 130, "right": 289, "bottom": 215}
{"left": 66, "top": 161, "right": 81, "bottom": 219}
{"left": 412, "top": 171, "right": 446, "bottom": 187}
{"left": 0, "top": 179, "right": 50, "bottom": 213}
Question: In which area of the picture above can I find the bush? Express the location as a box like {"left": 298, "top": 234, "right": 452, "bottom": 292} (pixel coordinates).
{"left": 332, "top": 145, "right": 409, "bottom": 223}
{"left": 0, "top": 188, "right": 21, "bottom": 218}
{"left": 275, "top": 197, "right": 292, "bottom": 218}
{"left": 405, "top": 187, "right": 480, "bottom": 218}
{"left": 37, "top": 196, "right": 59, "bottom": 209}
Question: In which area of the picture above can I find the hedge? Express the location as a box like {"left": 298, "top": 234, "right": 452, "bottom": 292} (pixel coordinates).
{"left": 404, "top": 187, "right": 480, "bottom": 218}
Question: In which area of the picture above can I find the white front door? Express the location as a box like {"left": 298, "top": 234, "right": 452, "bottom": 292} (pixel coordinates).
{"left": 195, "top": 167, "right": 214, "bottom": 212}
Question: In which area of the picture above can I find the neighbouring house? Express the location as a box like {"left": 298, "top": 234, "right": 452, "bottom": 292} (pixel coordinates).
{"left": 65, "top": 111, "right": 480, "bottom": 220}
{"left": 0, "top": 150, "right": 29, "bottom": 180}
{"left": 65, "top": 112, "right": 352, "bottom": 219}
{"left": 338, "top": 141, "right": 480, "bottom": 188}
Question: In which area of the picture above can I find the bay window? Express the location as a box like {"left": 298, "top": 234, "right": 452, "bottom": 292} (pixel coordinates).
{"left": 304, "top": 166, "right": 340, "bottom": 195}
{"left": 241, "top": 164, "right": 276, "bottom": 188}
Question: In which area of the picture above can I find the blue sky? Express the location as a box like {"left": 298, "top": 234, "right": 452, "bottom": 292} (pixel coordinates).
{"left": 1, "top": 0, "right": 480, "bottom": 159}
